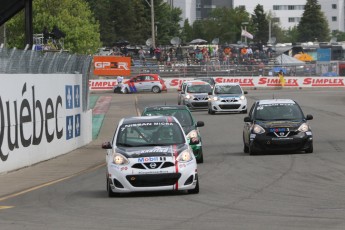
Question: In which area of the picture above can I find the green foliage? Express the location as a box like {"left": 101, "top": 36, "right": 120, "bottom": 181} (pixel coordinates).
{"left": 297, "top": 0, "right": 330, "bottom": 42}
{"left": 251, "top": 4, "right": 269, "bottom": 44}
{"left": 6, "top": 0, "right": 101, "bottom": 54}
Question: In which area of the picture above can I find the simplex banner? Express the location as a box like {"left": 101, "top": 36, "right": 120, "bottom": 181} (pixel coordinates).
{"left": 89, "top": 76, "right": 345, "bottom": 91}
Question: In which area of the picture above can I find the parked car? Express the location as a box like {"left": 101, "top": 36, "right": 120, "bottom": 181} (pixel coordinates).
{"left": 243, "top": 99, "right": 313, "bottom": 155}
{"left": 208, "top": 83, "right": 248, "bottom": 114}
{"left": 102, "top": 116, "right": 199, "bottom": 196}
{"left": 178, "top": 80, "right": 212, "bottom": 110}
{"left": 142, "top": 105, "right": 205, "bottom": 163}
{"left": 116, "top": 74, "right": 167, "bottom": 94}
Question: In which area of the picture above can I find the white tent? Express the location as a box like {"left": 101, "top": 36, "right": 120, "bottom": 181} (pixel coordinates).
{"left": 275, "top": 54, "right": 305, "bottom": 65}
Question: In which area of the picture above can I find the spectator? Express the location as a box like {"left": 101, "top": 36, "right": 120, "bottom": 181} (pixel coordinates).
{"left": 51, "top": 25, "right": 65, "bottom": 40}
{"left": 42, "top": 26, "right": 50, "bottom": 44}
{"left": 154, "top": 47, "right": 161, "bottom": 60}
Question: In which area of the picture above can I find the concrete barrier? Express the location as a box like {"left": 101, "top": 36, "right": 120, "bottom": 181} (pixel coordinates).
{"left": 0, "top": 74, "right": 92, "bottom": 173}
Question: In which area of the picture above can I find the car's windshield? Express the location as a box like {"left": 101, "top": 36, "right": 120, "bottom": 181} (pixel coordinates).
{"left": 215, "top": 85, "right": 242, "bottom": 94}
{"left": 143, "top": 109, "right": 193, "bottom": 126}
{"left": 254, "top": 103, "right": 304, "bottom": 121}
{"left": 116, "top": 122, "right": 185, "bottom": 147}
{"left": 187, "top": 84, "right": 212, "bottom": 93}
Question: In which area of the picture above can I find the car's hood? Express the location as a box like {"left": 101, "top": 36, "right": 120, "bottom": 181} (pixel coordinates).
{"left": 216, "top": 94, "right": 242, "bottom": 98}
{"left": 116, "top": 144, "right": 188, "bottom": 158}
{"left": 256, "top": 120, "right": 304, "bottom": 129}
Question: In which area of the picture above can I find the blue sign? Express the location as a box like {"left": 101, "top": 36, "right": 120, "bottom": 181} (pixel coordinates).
{"left": 66, "top": 116, "right": 74, "bottom": 140}
{"left": 65, "top": 85, "right": 73, "bottom": 109}
{"left": 317, "top": 48, "right": 331, "bottom": 61}
{"left": 75, "top": 114, "right": 81, "bottom": 137}
{"left": 74, "top": 85, "right": 80, "bottom": 108}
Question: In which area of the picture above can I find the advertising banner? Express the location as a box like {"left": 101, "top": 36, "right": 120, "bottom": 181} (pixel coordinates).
{"left": 93, "top": 56, "right": 131, "bottom": 76}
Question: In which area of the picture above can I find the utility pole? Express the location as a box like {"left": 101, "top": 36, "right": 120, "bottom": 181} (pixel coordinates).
{"left": 145, "top": 0, "right": 156, "bottom": 49}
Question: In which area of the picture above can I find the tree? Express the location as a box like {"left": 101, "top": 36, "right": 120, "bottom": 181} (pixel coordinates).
{"left": 6, "top": 0, "right": 101, "bottom": 54}
{"left": 297, "top": 0, "right": 330, "bottom": 42}
{"left": 251, "top": 4, "right": 269, "bottom": 44}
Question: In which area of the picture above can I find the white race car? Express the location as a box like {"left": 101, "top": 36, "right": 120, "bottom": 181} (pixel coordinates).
{"left": 208, "top": 82, "right": 248, "bottom": 114}
{"left": 102, "top": 116, "right": 199, "bottom": 196}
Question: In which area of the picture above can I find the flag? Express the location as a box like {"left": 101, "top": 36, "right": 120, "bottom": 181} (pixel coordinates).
{"left": 241, "top": 29, "right": 254, "bottom": 39}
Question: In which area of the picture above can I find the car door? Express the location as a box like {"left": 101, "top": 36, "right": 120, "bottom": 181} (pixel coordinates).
{"left": 141, "top": 75, "right": 156, "bottom": 91}
{"left": 131, "top": 75, "right": 146, "bottom": 92}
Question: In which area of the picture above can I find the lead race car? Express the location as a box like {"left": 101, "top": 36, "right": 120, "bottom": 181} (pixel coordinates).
{"left": 102, "top": 116, "right": 199, "bottom": 196}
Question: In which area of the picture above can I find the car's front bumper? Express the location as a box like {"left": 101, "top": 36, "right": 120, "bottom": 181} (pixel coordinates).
{"left": 107, "top": 157, "right": 198, "bottom": 193}
{"left": 249, "top": 131, "right": 313, "bottom": 153}
{"left": 209, "top": 99, "right": 247, "bottom": 113}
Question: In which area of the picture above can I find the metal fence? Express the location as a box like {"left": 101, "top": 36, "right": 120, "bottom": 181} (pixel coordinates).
{"left": 0, "top": 47, "right": 92, "bottom": 111}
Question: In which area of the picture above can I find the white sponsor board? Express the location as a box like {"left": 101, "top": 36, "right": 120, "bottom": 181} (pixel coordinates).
{"left": 89, "top": 76, "right": 345, "bottom": 91}
{"left": 0, "top": 74, "right": 92, "bottom": 173}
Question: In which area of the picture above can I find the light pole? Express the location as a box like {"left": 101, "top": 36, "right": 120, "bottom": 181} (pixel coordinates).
{"left": 145, "top": 0, "right": 156, "bottom": 49}
{"left": 241, "top": 22, "right": 249, "bottom": 45}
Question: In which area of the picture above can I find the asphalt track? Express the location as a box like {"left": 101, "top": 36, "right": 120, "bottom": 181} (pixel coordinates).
{"left": 1, "top": 88, "right": 345, "bottom": 230}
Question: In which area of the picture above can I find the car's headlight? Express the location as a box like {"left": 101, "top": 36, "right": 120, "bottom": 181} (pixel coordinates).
{"left": 253, "top": 124, "right": 265, "bottom": 134}
{"left": 187, "top": 130, "right": 198, "bottom": 139}
{"left": 212, "top": 96, "right": 218, "bottom": 101}
{"left": 176, "top": 150, "right": 193, "bottom": 162}
{"left": 112, "top": 153, "right": 129, "bottom": 165}
{"left": 185, "top": 94, "right": 191, "bottom": 99}
{"left": 240, "top": 95, "right": 246, "bottom": 100}
{"left": 298, "top": 123, "right": 310, "bottom": 132}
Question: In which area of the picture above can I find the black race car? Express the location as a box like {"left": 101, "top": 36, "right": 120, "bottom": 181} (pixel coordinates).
{"left": 243, "top": 99, "right": 313, "bottom": 155}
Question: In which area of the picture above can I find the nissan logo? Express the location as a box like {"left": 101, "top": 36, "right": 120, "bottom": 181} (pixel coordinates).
{"left": 150, "top": 163, "right": 157, "bottom": 169}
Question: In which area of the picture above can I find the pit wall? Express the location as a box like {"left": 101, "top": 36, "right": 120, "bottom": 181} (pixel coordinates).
{"left": 0, "top": 74, "right": 92, "bottom": 174}
{"left": 89, "top": 76, "right": 345, "bottom": 91}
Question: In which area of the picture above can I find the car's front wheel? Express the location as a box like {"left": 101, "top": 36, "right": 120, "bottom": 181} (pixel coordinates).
{"left": 305, "top": 145, "right": 313, "bottom": 153}
{"left": 152, "top": 86, "right": 161, "bottom": 93}
{"left": 197, "top": 148, "right": 204, "bottom": 163}
{"left": 208, "top": 107, "right": 215, "bottom": 115}
{"left": 107, "top": 178, "right": 118, "bottom": 197}
{"left": 243, "top": 135, "right": 249, "bottom": 153}
{"left": 188, "top": 176, "right": 199, "bottom": 194}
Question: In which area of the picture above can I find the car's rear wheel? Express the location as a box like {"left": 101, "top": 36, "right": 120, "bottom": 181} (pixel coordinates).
{"left": 188, "top": 176, "right": 199, "bottom": 194}
{"left": 152, "top": 86, "right": 161, "bottom": 93}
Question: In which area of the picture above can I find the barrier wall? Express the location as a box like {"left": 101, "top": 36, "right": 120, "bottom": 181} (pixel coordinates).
{"left": 89, "top": 76, "right": 345, "bottom": 91}
{"left": 0, "top": 74, "right": 92, "bottom": 173}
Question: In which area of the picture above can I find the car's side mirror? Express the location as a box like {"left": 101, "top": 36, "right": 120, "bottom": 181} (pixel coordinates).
{"left": 102, "top": 141, "right": 112, "bottom": 149}
{"left": 196, "top": 121, "right": 204, "bottom": 127}
{"left": 244, "top": 91, "right": 248, "bottom": 94}
{"left": 305, "top": 114, "right": 313, "bottom": 120}
{"left": 180, "top": 91, "right": 185, "bottom": 94}
{"left": 244, "top": 116, "right": 252, "bottom": 122}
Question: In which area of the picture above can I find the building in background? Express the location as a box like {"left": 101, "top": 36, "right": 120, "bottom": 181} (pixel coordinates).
{"left": 233, "top": 0, "right": 344, "bottom": 32}
{"left": 165, "top": 0, "right": 197, "bottom": 26}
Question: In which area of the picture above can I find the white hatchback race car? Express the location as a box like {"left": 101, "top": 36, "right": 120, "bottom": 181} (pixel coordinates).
{"left": 102, "top": 116, "right": 199, "bottom": 196}
{"left": 208, "top": 83, "right": 248, "bottom": 114}
{"left": 178, "top": 80, "right": 212, "bottom": 110}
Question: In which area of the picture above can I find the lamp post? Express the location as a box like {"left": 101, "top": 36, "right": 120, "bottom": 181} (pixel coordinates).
{"left": 241, "top": 22, "right": 249, "bottom": 45}
{"left": 145, "top": 0, "right": 156, "bottom": 49}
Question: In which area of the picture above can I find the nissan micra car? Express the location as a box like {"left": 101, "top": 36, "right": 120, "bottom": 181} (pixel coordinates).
{"left": 243, "top": 99, "right": 313, "bottom": 155}
{"left": 142, "top": 105, "right": 205, "bottom": 163}
{"left": 208, "top": 83, "right": 248, "bottom": 114}
{"left": 102, "top": 116, "right": 199, "bottom": 197}
{"left": 178, "top": 80, "right": 212, "bottom": 110}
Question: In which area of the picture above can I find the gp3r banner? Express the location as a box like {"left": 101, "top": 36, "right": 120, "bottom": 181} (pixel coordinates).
{"left": 93, "top": 56, "right": 131, "bottom": 76}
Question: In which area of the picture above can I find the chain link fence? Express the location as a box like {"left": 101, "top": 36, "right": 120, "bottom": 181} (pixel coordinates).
{"left": 0, "top": 47, "right": 92, "bottom": 111}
